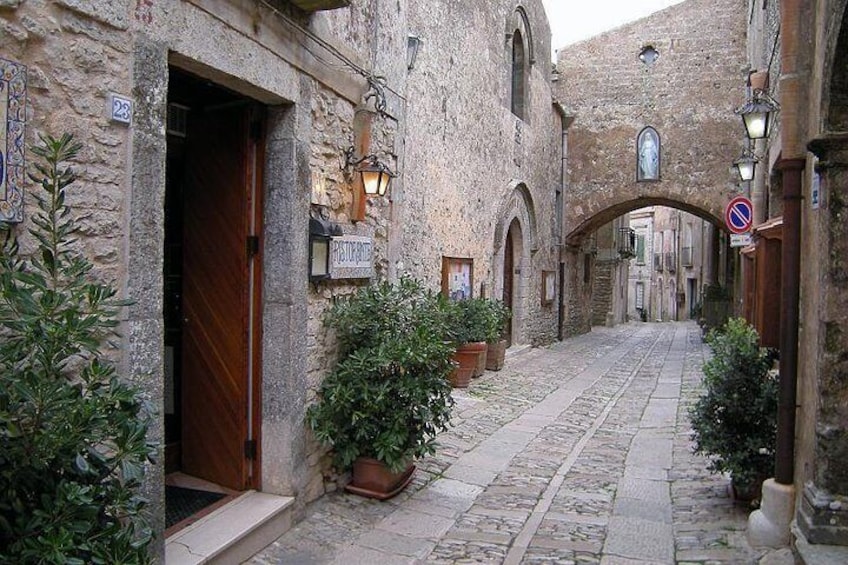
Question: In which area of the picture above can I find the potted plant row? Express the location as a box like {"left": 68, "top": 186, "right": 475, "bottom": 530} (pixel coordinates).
{"left": 306, "top": 278, "right": 455, "bottom": 499}
{"left": 443, "top": 298, "right": 511, "bottom": 387}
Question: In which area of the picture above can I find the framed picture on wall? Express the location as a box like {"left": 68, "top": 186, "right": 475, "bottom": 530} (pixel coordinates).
{"left": 542, "top": 270, "right": 556, "bottom": 306}
{"left": 441, "top": 257, "right": 474, "bottom": 301}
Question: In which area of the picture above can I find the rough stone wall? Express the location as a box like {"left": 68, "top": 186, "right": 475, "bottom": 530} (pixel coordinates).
{"left": 794, "top": 0, "right": 848, "bottom": 545}
{"left": 553, "top": 0, "right": 748, "bottom": 243}
{"left": 591, "top": 259, "right": 614, "bottom": 326}
{"left": 401, "top": 0, "right": 560, "bottom": 346}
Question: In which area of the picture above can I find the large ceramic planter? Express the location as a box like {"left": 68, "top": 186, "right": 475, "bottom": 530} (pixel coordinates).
{"left": 450, "top": 343, "right": 482, "bottom": 388}
{"left": 345, "top": 457, "right": 415, "bottom": 500}
{"left": 486, "top": 339, "right": 507, "bottom": 371}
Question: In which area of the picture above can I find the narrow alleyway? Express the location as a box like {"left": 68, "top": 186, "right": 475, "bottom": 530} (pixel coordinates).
{"left": 249, "top": 322, "right": 773, "bottom": 564}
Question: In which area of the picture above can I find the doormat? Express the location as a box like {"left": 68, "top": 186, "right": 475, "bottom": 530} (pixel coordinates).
{"left": 165, "top": 485, "right": 227, "bottom": 529}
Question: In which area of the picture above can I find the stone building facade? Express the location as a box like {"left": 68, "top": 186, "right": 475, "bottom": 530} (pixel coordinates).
{"left": 553, "top": 0, "right": 747, "bottom": 336}
{"left": 0, "top": 0, "right": 560, "bottom": 557}
{"left": 626, "top": 206, "right": 717, "bottom": 323}
{"left": 743, "top": 0, "right": 848, "bottom": 555}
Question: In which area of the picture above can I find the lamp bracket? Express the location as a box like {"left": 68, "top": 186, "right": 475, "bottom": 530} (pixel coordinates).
{"left": 364, "top": 75, "right": 389, "bottom": 118}
{"left": 735, "top": 88, "right": 780, "bottom": 115}
{"left": 341, "top": 146, "right": 396, "bottom": 177}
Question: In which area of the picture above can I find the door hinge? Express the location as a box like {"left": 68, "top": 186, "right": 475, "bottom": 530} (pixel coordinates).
{"left": 244, "top": 439, "right": 257, "bottom": 460}
{"left": 246, "top": 235, "right": 260, "bottom": 258}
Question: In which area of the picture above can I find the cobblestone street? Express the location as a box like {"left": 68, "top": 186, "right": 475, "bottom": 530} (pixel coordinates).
{"left": 250, "top": 322, "right": 774, "bottom": 564}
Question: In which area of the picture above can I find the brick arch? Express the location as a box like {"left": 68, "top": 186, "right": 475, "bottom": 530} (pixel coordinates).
{"left": 564, "top": 195, "right": 725, "bottom": 247}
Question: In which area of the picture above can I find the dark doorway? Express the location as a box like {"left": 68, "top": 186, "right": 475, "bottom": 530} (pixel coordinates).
{"left": 503, "top": 219, "right": 522, "bottom": 346}
{"left": 164, "top": 68, "right": 265, "bottom": 492}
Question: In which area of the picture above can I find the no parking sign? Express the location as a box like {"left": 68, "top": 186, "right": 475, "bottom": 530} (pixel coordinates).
{"left": 725, "top": 196, "right": 754, "bottom": 235}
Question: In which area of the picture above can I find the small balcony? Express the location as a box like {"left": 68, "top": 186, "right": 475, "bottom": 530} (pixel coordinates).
{"left": 618, "top": 227, "right": 636, "bottom": 259}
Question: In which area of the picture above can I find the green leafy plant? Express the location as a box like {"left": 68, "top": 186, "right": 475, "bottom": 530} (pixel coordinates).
{"left": 444, "top": 297, "right": 491, "bottom": 345}
{"left": 481, "top": 298, "right": 511, "bottom": 343}
{"left": 689, "top": 318, "right": 778, "bottom": 496}
{"left": 307, "top": 278, "right": 455, "bottom": 472}
{"left": 0, "top": 134, "right": 155, "bottom": 563}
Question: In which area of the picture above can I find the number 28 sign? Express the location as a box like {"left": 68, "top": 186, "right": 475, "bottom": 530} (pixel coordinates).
{"left": 725, "top": 196, "right": 754, "bottom": 235}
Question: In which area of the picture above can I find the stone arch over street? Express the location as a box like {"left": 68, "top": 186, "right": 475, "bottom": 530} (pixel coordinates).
{"left": 564, "top": 195, "right": 726, "bottom": 248}
{"left": 493, "top": 182, "right": 539, "bottom": 346}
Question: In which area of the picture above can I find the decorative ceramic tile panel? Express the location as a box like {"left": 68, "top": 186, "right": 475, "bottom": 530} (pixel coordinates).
{"left": 1, "top": 57, "right": 27, "bottom": 224}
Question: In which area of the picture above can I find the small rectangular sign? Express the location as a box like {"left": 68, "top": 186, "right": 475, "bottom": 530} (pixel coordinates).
{"left": 730, "top": 233, "right": 752, "bottom": 247}
{"left": 812, "top": 172, "right": 821, "bottom": 210}
{"left": 330, "top": 235, "right": 373, "bottom": 279}
{"left": 108, "top": 93, "right": 133, "bottom": 125}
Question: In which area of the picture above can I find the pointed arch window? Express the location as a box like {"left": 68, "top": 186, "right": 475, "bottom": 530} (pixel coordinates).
{"left": 637, "top": 127, "right": 661, "bottom": 181}
{"left": 511, "top": 30, "right": 526, "bottom": 119}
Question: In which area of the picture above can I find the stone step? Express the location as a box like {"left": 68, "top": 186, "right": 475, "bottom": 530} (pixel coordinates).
{"left": 165, "top": 491, "right": 295, "bottom": 565}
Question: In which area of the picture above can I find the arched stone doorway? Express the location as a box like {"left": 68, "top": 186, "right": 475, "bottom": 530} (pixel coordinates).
{"left": 493, "top": 183, "right": 539, "bottom": 347}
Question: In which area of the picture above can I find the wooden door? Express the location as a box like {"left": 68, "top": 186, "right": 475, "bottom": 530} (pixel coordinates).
{"left": 503, "top": 228, "right": 514, "bottom": 346}
{"left": 181, "top": 102, "right": 260, "bottom": 491}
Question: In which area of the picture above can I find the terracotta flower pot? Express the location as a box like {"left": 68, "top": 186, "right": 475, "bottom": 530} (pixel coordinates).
{"left": 470, "top": 341, "right": 487, "bottom": 377}
{"left": 450, "top": 343, "right": 483, "bottom": 387}
{"left": 486, "top": 339, "right": 507, "bottom": 371}
{"left": 345, "top": 457, "right": 415, "bottom": 500}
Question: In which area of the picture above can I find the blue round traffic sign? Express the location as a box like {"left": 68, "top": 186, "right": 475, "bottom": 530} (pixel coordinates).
{"left": 725, "top": 196, "right": 754, "bottom": 234}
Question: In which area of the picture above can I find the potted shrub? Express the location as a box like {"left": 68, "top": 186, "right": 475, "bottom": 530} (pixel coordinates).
{"left": 0, "top": 134, "right": 155, "bottom": 562}
{"left": 306, "top": 278, "right": 455, "bottom": 499}
{"left": 689, "top": 318, "right": 778, "bottom": 504}
{"left": 483, "top": 299, "right": 511, "bottom": 371}
{"left": 444, "top": 298, "right": 489, "bottom": 385}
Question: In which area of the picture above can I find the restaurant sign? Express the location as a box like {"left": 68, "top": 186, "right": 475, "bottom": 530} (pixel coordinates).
{"left": 330, "top": 234, "right": 374, "bottom": 279}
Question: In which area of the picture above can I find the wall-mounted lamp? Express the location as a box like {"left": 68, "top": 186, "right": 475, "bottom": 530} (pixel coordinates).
{"left": 309, "top": 216, "right": 341, "bottom": 282}
{"left": 733, "top": 149, "right": 760, "bottom": 182}
{"left": 735, "top": 89, "right": 779, "bottom": 140}
{"left": 407, "top": 35, "right": 422, "bottom": 70}
{"left": 342, "top": 146, "right": 396, "bottom": 197}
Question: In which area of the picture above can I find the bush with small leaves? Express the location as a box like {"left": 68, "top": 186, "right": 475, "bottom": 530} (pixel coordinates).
{"left": 0, "top": 134, "right": 155, "bottom": 564}
{"left": 689, "top": 318, "right": 777, "bottom": 495}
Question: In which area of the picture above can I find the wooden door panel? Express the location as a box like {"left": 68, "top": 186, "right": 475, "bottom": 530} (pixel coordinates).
{"left": 181, "top": 103, "right": 250, "bottom": 491}
{"left": 503, "top": 231, "right": 514, "bottom": 347}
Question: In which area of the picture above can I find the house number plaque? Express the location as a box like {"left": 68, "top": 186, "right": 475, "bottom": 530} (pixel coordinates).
{"left": 1, "top": 57, "right": 27, "bottom": 224}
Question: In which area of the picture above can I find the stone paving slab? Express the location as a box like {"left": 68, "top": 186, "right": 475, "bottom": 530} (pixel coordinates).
{"left": 249, "top": 322, "right": 780, "bottom": 564}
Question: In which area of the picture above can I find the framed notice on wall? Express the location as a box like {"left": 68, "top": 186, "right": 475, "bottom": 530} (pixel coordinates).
{"left": 542, "top": 270, "right": 556, "bottom": 306}
{"left": 441, "top": 257, "right": 474, "bottom": 301}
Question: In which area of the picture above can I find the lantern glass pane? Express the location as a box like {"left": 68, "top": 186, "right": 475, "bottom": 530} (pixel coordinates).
{"left": 311, "top": 239, "right": 329, "bottom": 277}
{"left": 743, "top": 112, "right": 768, "bottom": 139}
{"left": 737, "top": 161, "right": 755, "bottom": 181}
{"left": 361, "top": 170, "right": 381, "bottom": 195}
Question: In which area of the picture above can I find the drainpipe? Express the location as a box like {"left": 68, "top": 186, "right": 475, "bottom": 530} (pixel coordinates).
{"left": 554, "top": 102, "right": 574, "bottom": 340}
{"left": 775, "top": 0, "right": 806, "bottom": 487}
